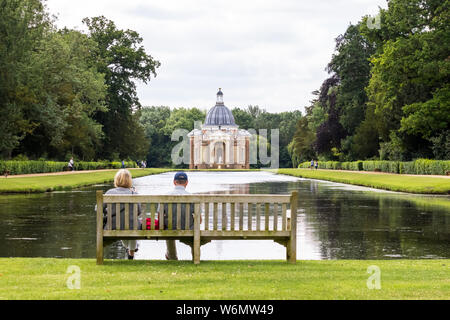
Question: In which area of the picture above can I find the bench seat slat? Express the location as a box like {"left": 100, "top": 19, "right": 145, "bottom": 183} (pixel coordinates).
{"left": 103, "top": 230, "right": 290, "bottom": 239}
{"left": 104, "top": 230, "right": 194, "bottom": 237}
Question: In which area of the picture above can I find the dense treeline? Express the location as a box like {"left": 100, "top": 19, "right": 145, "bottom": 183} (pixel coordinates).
{"left": 3, "top": 0, "right": 447, "bottom": 169}
{"left": 0, "top": 0, "right": 159, "bottom": 162}
{"left": 289, "top": 0, "right": 449, "bottom": 166}
{"left": 139, "top": 105, "right": 302, "bottom": 168}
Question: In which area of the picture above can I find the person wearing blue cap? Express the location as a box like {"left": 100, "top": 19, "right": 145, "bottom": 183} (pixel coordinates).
{"left": 159, "top": 172, "right": 194, "bottom": 260}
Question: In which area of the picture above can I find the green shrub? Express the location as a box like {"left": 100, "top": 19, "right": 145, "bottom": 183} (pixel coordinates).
{"left": 0, "top": 160, "right": 137, "bottom": 175}
{"left": 296, "top": 159, "right": 449, "bottom": 175}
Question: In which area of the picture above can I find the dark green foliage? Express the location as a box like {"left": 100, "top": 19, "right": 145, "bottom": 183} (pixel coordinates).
{"left": 290, "top": 0, "right": 449, "bottom": 162}
{"left": 231, "top": 106, "right": 302, "bottom": 168}
{"left": 0, "top": 2, "right": 159, "bottom": 162}
{"left": 83, "top": 16, "right": 160, "bottom": 160}
{"left": 0, "top": 160, "right": 137, "bottom": 175}
{"left": 298, "top": 159, "right": 450, "bottom": 175}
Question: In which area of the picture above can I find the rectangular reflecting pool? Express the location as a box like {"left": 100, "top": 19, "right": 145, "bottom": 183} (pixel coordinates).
{"left": 0, "top": 171, "right": 449, "bottom": 260}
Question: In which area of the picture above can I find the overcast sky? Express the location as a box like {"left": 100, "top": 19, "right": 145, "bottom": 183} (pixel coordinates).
{"left": 46, "top": 0, "right": 387, "bottom": 113}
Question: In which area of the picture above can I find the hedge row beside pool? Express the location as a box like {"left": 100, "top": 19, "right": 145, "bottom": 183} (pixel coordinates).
{"left": 0, "top": 160, "right": 137, "bottom": 175}
{"left": 298, "top": 159, "right": 450, "bottom": 175}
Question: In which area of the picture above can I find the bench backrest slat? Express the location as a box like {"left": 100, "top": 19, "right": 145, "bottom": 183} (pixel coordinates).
{"left": 213, "top": 203, "right": 218, "bottom": 230}
{"left": 124, "top": 202, "right": 130, "bottom": 230}
{"left": 265, "top": 203, "right": 270, "bottom": 231}
{"left": 151, "top": 203, "right": 157, "bottom": 230}
{"left": 185, "top": 203, "right": 191, "bottom": 230}
{"left": 107, "top": 203, "right": 112, "bottom": 230}
{"left": 282, "top": 203, "right": 287, "bottom": 231}
{"left": 205, "top": 203, "right": 209, "bottom": 231}
{"left": 102, "top": 194, "right": 291, "bottom": 204}
{"left": 222, "top": 203, "right": 226, "bottom": 231}
{"left": 239, "top": 203, "right": 244, "bottom": 231}
{"left": 115, "top": 203, "right": 120, "bottom": 230}
{"left": 133, "top": 204, "right": 138, "bottom": 230}
{"left": 159, "top": 202, "right": 164, "bottom": 230}
{"left": 273, "top": 203, "right": 278, "bottom": 231}
{"left": 230, "top": 203, "right": 235, "bottom": 231}
{"left": 176, "top": 204, "right": 181, "bottom": 230}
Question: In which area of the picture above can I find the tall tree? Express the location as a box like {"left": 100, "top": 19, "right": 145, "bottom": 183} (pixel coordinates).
{"left": 327, "top": 23, "right": 376, "bottom": 136}
{"left": 288, "top": 117, "right": 316, "bottom": 167}
{"left": 17, "top": 29, "right": 107, "bottom": 160}
{"left": 314, "top": 76, "right": 346, "bottom": 157}
{"left": 364, "top": 0, "right": 449, "bottom": 159}
{"left": 83, "top": 16, "right": 160, "bottom": 160}
{"left": 0, "top": 0, "right": 50, "bottom": 158}
{"left": 139, "top": 106, "right": 172, "bottom": 167}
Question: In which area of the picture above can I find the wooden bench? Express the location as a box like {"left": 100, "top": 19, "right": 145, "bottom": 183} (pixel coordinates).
{"left": 96, "top": 191, "right": 298, "bottom": 264}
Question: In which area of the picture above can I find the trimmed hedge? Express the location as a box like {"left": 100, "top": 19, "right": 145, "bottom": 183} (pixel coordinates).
{"left": 299, "top": 159, "right": 450, "bottom": 175}
{"left": 0, "top": 160, "right": 137, "bottom": 176}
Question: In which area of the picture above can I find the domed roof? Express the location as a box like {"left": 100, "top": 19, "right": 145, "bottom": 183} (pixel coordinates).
{"left": 204, "top": 89, "right": 237, "bottom": 127}
{"left": 205, "top": 105, "right": 236, "bottom": 126}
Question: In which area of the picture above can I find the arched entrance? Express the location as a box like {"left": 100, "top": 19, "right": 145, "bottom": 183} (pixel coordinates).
{"left": 214, "top": 141, "right": 226, "bottom": 165}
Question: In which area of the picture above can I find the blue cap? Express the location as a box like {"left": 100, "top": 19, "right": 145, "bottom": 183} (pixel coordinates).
{"left": 174, "top": 172, "right": 188, "bottom": 181}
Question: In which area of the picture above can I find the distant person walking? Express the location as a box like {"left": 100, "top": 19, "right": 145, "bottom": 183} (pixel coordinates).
{"left": 315, "top": 160, "right": 319, "bottom": 170}
{"left": 68, "top": 157, "right": 74, "bottom": 171}
{"left": 121, "top": 160, "right": 125, "bottom": 168}
{"left": 310, "top": 159, "right": 314, "bottom": 170}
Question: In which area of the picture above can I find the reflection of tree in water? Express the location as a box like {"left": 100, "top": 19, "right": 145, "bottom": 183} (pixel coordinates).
{"left": 0, "top": 189, "right": 100, "bottom": 259}
{"left": 308, "top": 189, "right": 450, "bottom": 259}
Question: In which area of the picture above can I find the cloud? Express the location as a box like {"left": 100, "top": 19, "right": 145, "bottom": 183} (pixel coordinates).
{"left": 46, "top": 0, "right": 387, "bottom": 113}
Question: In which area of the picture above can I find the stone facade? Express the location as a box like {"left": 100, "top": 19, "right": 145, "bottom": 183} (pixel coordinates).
{"left": 188, "top": 89, "right": 251, "bottom": 169}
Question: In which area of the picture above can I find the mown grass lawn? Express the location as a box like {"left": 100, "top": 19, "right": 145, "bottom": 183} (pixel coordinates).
{"left": 0, "top": 259, "right": 448, "bottom": 300}
{"left": 0, "top": 168, "right": 173, "bottom": 193}
{"left": 276, "top": 169, "right": 450, "bottom": 194}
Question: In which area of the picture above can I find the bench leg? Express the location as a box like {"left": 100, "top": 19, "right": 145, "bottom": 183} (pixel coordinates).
{"left": 96, "top": 236, "right": 104, "bottom": 265}
{"left": 286, "top": 239, "right": 296, "bottom": 264}
{"left": 193, "top": 241, "right": 200, "bottom": 265}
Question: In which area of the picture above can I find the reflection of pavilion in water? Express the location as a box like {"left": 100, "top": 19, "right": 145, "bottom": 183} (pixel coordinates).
{"left": 203, "top": 183, "right": 250, "bottom": 195}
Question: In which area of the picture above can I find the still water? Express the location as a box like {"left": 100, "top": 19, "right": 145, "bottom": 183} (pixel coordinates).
{"left": 0, "top": 171, "right": 449, "bottom": 260}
